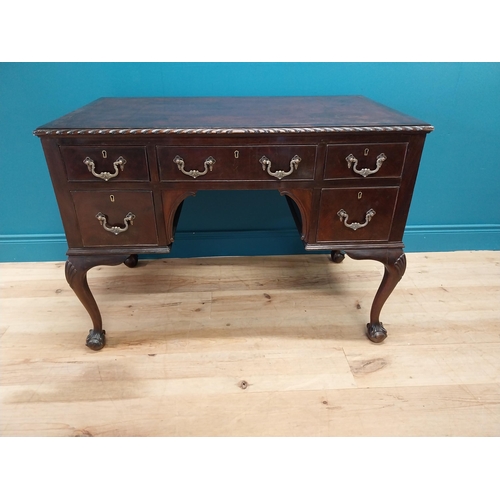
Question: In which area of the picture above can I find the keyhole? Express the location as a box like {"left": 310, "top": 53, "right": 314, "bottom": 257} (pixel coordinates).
{"left": 234, "top": 150, "right": 239, "bottom": 159}
{"left": 102, "top": 150, "right": 107, "bottom": 158}
{"left": 364, "top": 148, "right": 369, "bottom": 156}
{"left": 358, "top": 192, "right": 363, "bottom": 199}
{"left": 110, "top": 195, "right": 115, "bottom": 202}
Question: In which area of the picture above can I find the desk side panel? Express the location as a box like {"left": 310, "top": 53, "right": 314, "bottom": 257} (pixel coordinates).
{"left": 40, "top": 137, "right": 83, "bottom": 249}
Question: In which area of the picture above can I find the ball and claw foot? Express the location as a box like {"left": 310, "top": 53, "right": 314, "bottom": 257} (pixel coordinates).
{"left": 86, "top": 329, "right": 106, "bottom": 350}
{"left": 124, "top": 254, "right": 138, "bottom": 268}
{"left": 366, "top": 322, "right": 387, "bottom": 343}
{"left": 331, "top": 250, "right": 345, "bottom": 263}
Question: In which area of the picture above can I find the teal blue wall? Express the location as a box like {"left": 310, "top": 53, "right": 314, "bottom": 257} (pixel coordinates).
{"left": 1, "top": 63, "right": 499, "bottom": 262}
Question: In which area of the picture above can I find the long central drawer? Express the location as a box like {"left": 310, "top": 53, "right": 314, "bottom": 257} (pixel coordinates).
{"left": 157, "top": 145, "right": 317, "bottom": 181}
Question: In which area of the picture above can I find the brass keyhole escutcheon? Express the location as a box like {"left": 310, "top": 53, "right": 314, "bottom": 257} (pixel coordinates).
{"left": 234, "top": 150, "right": 239, "bottom": 159}
{"left": 110, "top": 195, "right": 115, "bottom": 202}
{"left": 358, "top": 191, "right": 363, "bottom": 199}
{"left": 364, "top": 148, "right": 369, "bottom": 156}
{"left": 102, "top": 150, "right": 107, "bottom": 158}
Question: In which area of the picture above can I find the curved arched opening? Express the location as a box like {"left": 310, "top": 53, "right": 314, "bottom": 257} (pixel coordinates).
{"left": 167, "top": 190, "right": 309, "bottom": 258}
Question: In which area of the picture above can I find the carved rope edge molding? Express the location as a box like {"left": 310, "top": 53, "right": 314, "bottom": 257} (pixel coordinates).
{"left": 34, "top": 125, "right": 435, "bottom": 136}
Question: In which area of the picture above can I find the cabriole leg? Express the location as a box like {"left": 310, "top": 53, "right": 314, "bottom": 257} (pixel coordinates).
{"left": 65, "top": 254, "right": 131, "bottom": 350}
{"left": 346, "top": 248, "right": 406, "bottom": 343}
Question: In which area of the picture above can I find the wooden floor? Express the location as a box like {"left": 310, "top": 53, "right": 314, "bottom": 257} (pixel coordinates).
{"left": 1, "top": 251, "right": 499, "bottom": 436}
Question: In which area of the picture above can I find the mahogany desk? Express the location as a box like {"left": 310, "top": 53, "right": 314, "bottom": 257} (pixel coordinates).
{"left": 35, "top": 96, "right": 433, "bottom": 350}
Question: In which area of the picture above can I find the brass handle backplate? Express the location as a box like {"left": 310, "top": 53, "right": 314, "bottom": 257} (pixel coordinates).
{"left": 260, "top": 155, "right": 301, "bottom": 179}
{"left": 346, "top": 153, "right": 387, "bottom": 177}
{"left": 95, "top": 212, "right": 135, "bottom": 235}
{"left": 337, "top": 208, "right": 376, "bottom": 231}
{"left": 84, "top": 156, "right": 126, "bottom": 181}
{"left": 174, "top": 155, "right": 215, "bottom": 179}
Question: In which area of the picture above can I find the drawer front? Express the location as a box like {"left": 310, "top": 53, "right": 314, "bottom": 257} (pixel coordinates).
{"left": 61, "top": 146, "right": 150, "bottom": 182}
{"left": 316, "top": 187, "right": 399, "bottom": 242}
{"left": 324, "top": 143, "right": 407, "bottom": 180}
{"left": 157, "top": 145, "right": 316, "bottom": 181}
{"left": 254, "top": 146, "right": 316, "bottom": 181}
{"left": 72, "top": 190, "right": 158, "bottom": 247}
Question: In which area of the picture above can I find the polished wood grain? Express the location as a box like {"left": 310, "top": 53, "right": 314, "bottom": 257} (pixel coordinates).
{"left": 34, "top": 96, "right": 432, "bottom": 133}
{"left": 1, "top": 251, "right": 499, "bottom": 436}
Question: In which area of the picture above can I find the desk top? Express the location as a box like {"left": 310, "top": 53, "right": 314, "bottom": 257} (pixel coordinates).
{"left": 34, "top": 96, "right": 433, "bottom": 136}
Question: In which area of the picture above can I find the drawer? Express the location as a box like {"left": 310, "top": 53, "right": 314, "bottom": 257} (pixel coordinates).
{"left": 316, "top": 187, "right": 399, "bottom": 242}
{"left": 324, "top": 143, "right": 407, "bottom": 180}
{"left": 157, "top": 145, "right": 316, "bottom": 181}
{"left": 61, "top": 146, "right": 150, "bottom": 181}
{"left": 71, "top": 190, "right": 158, "bottom": 247}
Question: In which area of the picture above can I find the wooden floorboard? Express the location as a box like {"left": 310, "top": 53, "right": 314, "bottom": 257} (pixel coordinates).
{"left": 1, "top": 251, "right": 499, "bottom": 436}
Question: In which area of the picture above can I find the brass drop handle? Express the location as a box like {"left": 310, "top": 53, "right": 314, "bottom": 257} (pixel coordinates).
{"left": 346, "top": 153, "right": 387, "bottom": 177}
{"left": 174, "top": 155, "right": 215, "bottom": 178}
{"left": 95, "top": 212, "right": 135, "bottom": 235}
{"left": 260, "top": 155, "right": 301, "bottom": 179}
{"left": 84, "top": 156, "right": 126, "bottom": 181}
{"left": 337, "top": 208, "right": 376, "bottom": 231}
